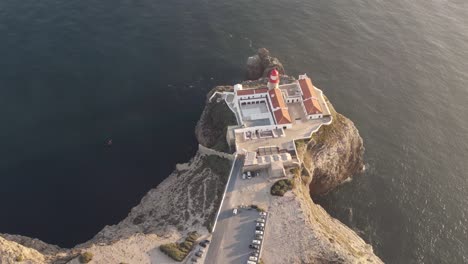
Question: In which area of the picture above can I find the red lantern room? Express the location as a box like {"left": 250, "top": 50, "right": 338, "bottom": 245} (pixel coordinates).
{"left": 268, "top": 69, "right": 280, "bottom": 89}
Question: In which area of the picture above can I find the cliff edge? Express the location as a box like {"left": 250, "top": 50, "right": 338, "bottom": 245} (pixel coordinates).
{"left": 0, "top": 49, "right": 381, "bottom": 264}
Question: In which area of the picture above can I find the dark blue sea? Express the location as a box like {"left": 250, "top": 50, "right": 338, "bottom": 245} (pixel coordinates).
{"left": 1, "top": 0, "right": 467, "bottom": 263}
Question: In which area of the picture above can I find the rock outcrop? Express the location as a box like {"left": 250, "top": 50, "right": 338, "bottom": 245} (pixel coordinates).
{"left": 246, "top": 48, "right": 285, "bottom": 80}
{"left": 195, "top": 86, "right": 237, "bottom": 153}
{"left": 262, "top": 97, "right": 380, "bottom": 263}
{"left": 305, "top": 97, "right": 365, "bottom": 196}
{"left": 0, "top": 236, "right": 47, "bottom": 264}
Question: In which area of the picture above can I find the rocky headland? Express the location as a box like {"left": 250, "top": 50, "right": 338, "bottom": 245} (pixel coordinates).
{"left": 0, "top": 49, "right": 381, "bottom": 264}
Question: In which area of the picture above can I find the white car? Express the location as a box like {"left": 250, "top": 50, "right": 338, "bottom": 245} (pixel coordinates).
{"left": 242, "top": 174, "right": 246, "bottom": 180}
{"left": 259, "top": 212, "right": 267, "bottom": 216}
{"left": 255, "top": 230, "right": 264, "bottom": 235}
{"left": 247, "top": 171, "right": 252, "bottom": 177}
{"left": 256, "top": 218, "right": 266, "bottom": 223}
{"left": 252, "top": 239, "right": 261, "bottom": 245}
{"left": 249, "top": 256, "right": 258, "bottom": 261}
{"left": 256, "top": 223, "right": 265, "bottom": 227}
{"left": 247, "top": 261, "right": 256, "bottom": 264}
{"left": 233, "top": 208, "right": 238, "bottom": 215}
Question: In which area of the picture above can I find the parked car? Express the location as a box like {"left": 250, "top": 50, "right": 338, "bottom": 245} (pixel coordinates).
{"left": 247, "top": 171, "right": 252, "bottom": 177}
{"left": 247, "top": 261, "right": 256, "bottom": 264}
{"left": 249, "top": 244, "right": 260, "bottom": 249}
{"left": 256, "top": 218, "right": 266, "bottom": 223}
{"left": 255, "top": 226, "right": 264, "bottom": 231}
{"left": 242, "top": 174, "right": 246, "bottom": 180}
{"left": 195, "top": 251, "right": 203, "bottom": 257}
{"left": 259, "top": 212, "right": 267, "bottom": 217}
{"left": 233, "top": 208, "right": 238, "bottom": 215}
{"left": 255, "top": 234, "right": 263, "bottom": 240}
{"left": 256, "top": 222, "right": 265, "bottom": 227}
{"left": 255, "top": 230, "right": 264, "bottom": 235}
{"left": 200, "top": 240, "right": 210, "bottom": 247}
{"left": 256, "top": 172, "right": 260, "bottom": 177}
{"left": 249, "top": 256, "right": 258, "bottom": 261}
{"left": 251, "top": 252, "right": 259, "bottom": 257}
{"left": 252, "top": 239, "right": 261, "bottom": 245}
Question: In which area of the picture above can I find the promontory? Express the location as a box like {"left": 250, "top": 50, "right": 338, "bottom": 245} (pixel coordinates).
{"left": 0, "top": 49, "right": 382, "bottom": 264}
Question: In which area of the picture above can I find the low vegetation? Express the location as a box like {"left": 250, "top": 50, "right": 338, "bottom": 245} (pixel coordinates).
{"left": 271, "top": 179, "right": 295, "bottom": 196}
{"left": 15, "top": 255, "right": 24, "bottom": 262}
{"left": 79, "top": 252, "right": 93, "bottom": 263}
{"left": 197, "top": 155, "right": 232, "bottom": 231}
{"left": 310, "top": 95, "right": 346, "bottom": 146}
{"left": 250, "top": 204, "right": 266, "bottom": 212}
{"left": 160, "top": 231, "right": 200, "bottom": 262}
{"left": 204, "top": 155, "right": 232, "bottom": 176}
{"left": 203, "top": 98, "right": 237, "bottom": 153}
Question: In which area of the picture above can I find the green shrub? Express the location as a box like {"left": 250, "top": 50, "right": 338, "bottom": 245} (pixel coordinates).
{"left": 271, "top": 179, "right": 295, "bottom": 196}
{"left": 179, "top": 241, "right": 193, "bottom": 253}
{"left": 160, "top": 243, "right": 186, "bottom": 261}
{"left": 79, "top": 252, "right": 93, "bottom": 263}
{"left": 15, "top": 255, "right": 24, "bottom": 262}
{"left": 159, "top": 231, "right": 200, "bottom": 262}
{"left": 186, "top": 231, "right": 199, "bottom": 243}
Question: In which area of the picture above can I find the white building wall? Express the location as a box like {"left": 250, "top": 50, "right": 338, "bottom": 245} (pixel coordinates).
{"left": 308, "top": 114, "right": 323, "bottom": 120}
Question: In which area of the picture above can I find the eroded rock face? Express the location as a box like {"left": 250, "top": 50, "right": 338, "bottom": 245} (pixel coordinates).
{"left": 246, "top": 48, "right": 285, "bottom": 80}
{"left": 195, "top": 86, "right": 237, "bottom": 153}
{"left": 83, "top": 151, "right": 232, "bottom": 246}
{"left": 263, "top": 184, "right": 382, "bottom": 264}
{"left": 0, "top": 236, "right": 47, "bottom": 264}
{"left": 306, "top": 100, "right": 365, "bottom": 196}
{"left": 263, "top": 98, "right": 381, "bottom": 264}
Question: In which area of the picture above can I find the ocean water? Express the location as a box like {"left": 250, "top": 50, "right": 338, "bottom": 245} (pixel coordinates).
{"left": 1, "top": 0, "right": 467, "bottom": 263}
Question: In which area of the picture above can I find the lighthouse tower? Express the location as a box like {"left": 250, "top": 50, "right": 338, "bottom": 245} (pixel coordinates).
{"left": 267, "top": 69, "right": 280, "bottom": 90}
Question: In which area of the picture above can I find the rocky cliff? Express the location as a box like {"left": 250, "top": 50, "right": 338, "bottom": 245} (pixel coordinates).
{"left": 261, "top": 97, "right": 380, "bottom": 263}
{"left": 0, "top": 50, "right": 381, "bottom": 264}
{"left": 1, "top": 149, "right": 234, "bottom": 264}
{"left": 302, "top": 96, "right": 365, "bottom": 196}
{"left": 246, "top": 48, "right": 285, "bottom": 80}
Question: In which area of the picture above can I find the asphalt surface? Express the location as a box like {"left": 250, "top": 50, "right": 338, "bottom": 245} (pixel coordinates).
{"left": 205, "top": 155, "right": 264, "bottom": 264}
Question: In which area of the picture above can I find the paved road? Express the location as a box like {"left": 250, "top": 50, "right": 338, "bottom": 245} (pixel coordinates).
{"left": 204, "top": 155, "right": 249, "bottom": 264}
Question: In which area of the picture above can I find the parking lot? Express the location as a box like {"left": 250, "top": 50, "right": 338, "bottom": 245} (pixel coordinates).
{"left": 209, "top": 207, "right": 267, "bottom": 264}
{"left": 203, "top": 160, "right": 273, "bottom": 264}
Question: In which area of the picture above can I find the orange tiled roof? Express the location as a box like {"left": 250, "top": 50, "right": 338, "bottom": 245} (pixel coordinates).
{"left": 298, "top": 77, "right": 320, "bottom": 100}
{"left": 236, "top": 87, "right": 268, "bottom": 96}
{"left": 268, "top": 88, "right": 287, "bottom": 109}
{"left": 303, "top": 98, "right": 323, "bottom": 115}
{"left": 299, "top": 77, "right": 323, "bottom": 114}
{"left": 273, "top": 108, "right": 292, "bottom": 124}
